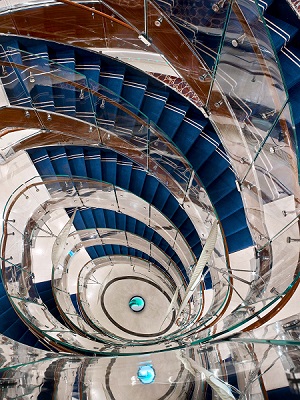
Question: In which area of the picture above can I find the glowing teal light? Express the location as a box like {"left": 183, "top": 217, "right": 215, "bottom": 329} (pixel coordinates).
{"left": 137, "top": 365, "right": 155, "bottom": 384}
{"left": 129, "top": 296, "right": 145, "bottom": 312}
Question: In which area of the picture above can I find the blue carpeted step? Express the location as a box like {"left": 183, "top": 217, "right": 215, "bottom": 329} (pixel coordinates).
{"left": 278, "top": 46, "right": 300, "bottom": 90}
{"left": 265, "top": 0, "right": 300, "bottom": 35}
{"left": 94, "top": 244, "right": 106, "bottom": 257}
{"left": 134, "top": 220, "right": 146, "bottom": 238}
{"left": 111, "top": 244, "right": 122, "bottom": 255}
{"left": 140, "top": 174, "right": 160, "bottom": 204}
{"left": 3, "top": 316, "right": 32, "bottom": 342}
{"left": 186, "top": 232, "right": 202, "bottom": 259}
{"left": 267, "top": 387, "right": 299, "bottom": 400}
{"left": 289, "top": 82, "right": 300, "bottom": 126}
{"left": 1, "top": 306, "right": 22, "bottom": 333}
{"left": 27, "top": 148, "right": 57, "bottom": 176}
{"left": 115, "top": 72, "right": 148, "bottom": 132}
{"left": 169, "top": 205, "right": 190, "bottom": 229}
{"left": 97, "top": 60, "right": 126, "bottom": 127}
{"left": 140, "top": 86, "right": 169, "bottom": 124}
{"left": 0, "top": 284, "right": 35, "bottom": 346}
{"left": 207, "top": 169, "right": 237, "bottom": 205}
{"left": 115, "top": 212, "right": 126, "bottom": 232}
{"left": 128, "top": 166, "right": 147, "bottom": 196}
{"left": 116, "top": 155, "right": 132, "bottom": 189}
{"left": 160, "top": 192, "right": 180, "bottom": 220}
{"left": 84, "top": 148, "right": 103, "bottom": 181}
{"left": 159, "top": 195, "right": 200, "bottom": 255}
{"left": 66, "top": 147, "right": 87, "bottom": 177}
{"left": 151, "top": 184, "right": 171, "bottom": 210}
{"left": 48, "top": 46, "right": 75, "bottom": 70}
{"left": 38, "top": 288, "right": 53, "bottom": 301}
{"left": 85, "top": 246, "right": 99, "bottom": 259}
{"left": 186, "top": 129, "right": 220, "bottom": 171}
{"left": 70, "top": 293, "right": 80, "bottom": 314}
{"left": 221, "top": 208, "right": 251, "bottom": 238}
{"left": 257, "top": 0, "right": 273, "bottom": 12}
{"left": 264, "top": 14, "right": 298, "bottom": 52}
{"left": 101, "top": 151, "right": 117, "bottom": 183}
{"left": 79, "top": 208, "right": 97, "bottom": 229}
{"left": 226, "top": 226, "right": 254, "bottom": 253}
{"left": 124, "top": 214, "right": 137, "bottom": 233}
{"left": 172, "top": 114, "right": 208, "bottom": 156}
{"left": 47, "top": 147, "right": 72, "bottom": 176}
{"left": 194, "top": 29, "right": 221, "bottom": 71}
{"left": 48, "top": 47, "right": 76, "bottom": 117}
{"left": 92, "top": 208, "right": 106, "bottom": 227}
{"left": 214, "top": 189, "right": 245, "bottom": 221}
{"left": 295, "top": 122, "right": 300, "bottom": 145}
{"left": 21, "top": 42, "right": 55, "bottom": 112}
{"left": 102, "top": 210, "right": 116, "bottom": 233}
{"left": 36, "top": 281, "right": 65, "bottom": 325}
{"left": 197, "top": 149, "right": 230, "bottom": 188}
{"left": 157, "top": 99, "right": 190, "bottom": 140}
{"left": 0, "top": 40, "right": 32, "bottom": 108}
{"left": 18, "top": 329, "right": 45, "bottom": 350}
{"left": 72, "top": 209, "right": 87, "bottom": 231}
{"left": 99, "top": 235, "right": 114, "bottom": 255}
{"left": 75, "top": 50, "right": 101, "bottom": 83}
{"left": 75, "top": 50, "right": 101, "bottom": 123}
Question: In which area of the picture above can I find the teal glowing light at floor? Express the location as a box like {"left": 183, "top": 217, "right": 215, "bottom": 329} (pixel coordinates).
{"left": 129, "top": 296, "right": 145, "bottom": 312}
{"left": 137, "top": 365, "right": 156, "bottom": 384}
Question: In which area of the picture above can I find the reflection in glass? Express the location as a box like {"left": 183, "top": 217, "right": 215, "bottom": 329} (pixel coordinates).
{"left": 137, "top": 364, "right": 155, "bottom": 384}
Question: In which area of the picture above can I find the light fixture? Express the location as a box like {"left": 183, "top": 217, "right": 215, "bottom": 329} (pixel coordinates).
{"left": 79, "top": 89, "right": 84, "bottom": 100}
{"left": 199, "top": 72, "right": 210, "bottom": 81}
{"left": 1, "top": 65, "right": 7, "bottom": 76}
{"left": 231, "top": 33, "right": 246, "bottom": 47}
{"left": 155, "top": 16, "right": 163, "bottom": 27}
{"left": 261, "top": 109, "right": 276, "bottom": 120}
{"left": 129, "top": 296, "right": 145, "bottom": 312}
{"left": 100, "top": 99, "right": 105, "bottom": 109}
{"left": 29, "top": 70, "right": 35, "bottom": 83}
{"left": 212, "top": 0, "right": 227, "bottom": 12}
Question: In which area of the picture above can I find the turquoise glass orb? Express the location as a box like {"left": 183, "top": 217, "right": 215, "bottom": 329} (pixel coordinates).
{"left": 137, "top": 365, "right": 156, "bottom": 384}
{"left": 129, "top": 296, "right": 145, "bottom": 312}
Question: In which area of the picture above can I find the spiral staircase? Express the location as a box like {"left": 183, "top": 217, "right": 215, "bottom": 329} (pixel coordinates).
{"left": 0, "top": 0, "right": 299, "bottom": 399}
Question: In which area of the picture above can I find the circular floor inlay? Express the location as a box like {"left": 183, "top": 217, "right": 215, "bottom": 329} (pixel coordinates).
{"left": 137, "top": 365, "right": 156, "bottom": 384}
{"left": 101, "top": 276, "right": 176, "bottom": 337}
{"left": 129, "top": 296, "right": 145, "bottom": 312}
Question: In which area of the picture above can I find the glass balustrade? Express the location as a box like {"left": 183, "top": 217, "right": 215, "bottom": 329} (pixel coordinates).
{"left": 0, "top": 337, "right": 299, "bottom": 399}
